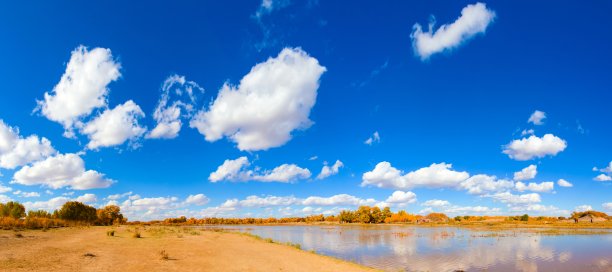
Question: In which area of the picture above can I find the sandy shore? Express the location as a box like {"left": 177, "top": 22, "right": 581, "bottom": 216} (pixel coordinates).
{"left": 0, "top": 226, "right": 375, "bottom": 272}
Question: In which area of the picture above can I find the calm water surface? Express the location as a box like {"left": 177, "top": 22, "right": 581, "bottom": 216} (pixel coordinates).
{"left": 207, "top": 225, "right": 612, "bottom": 272}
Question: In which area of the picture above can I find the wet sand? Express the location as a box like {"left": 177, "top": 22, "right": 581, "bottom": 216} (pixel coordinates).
{"left": 0, "top": 226, "right": 376, "bottom": 272}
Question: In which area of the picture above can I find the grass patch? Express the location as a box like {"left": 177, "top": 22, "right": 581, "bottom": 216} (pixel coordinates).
{"left": 83, "top": 253, "right": 96, "bottom": 258}
{"left": 14, "top": 233, "right": 23, "bottom": 238}
{"left": 132, "top": 229, "right": 141, "bottom": 238}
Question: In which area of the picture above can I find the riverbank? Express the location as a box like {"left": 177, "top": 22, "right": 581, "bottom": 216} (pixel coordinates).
{"left": 0, "top": 226, "right": 376, "bottom": 272}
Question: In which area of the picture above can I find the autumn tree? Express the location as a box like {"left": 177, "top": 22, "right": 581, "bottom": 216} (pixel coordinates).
{"left": 0, "top": 201, "right": 26, "bottom": 218}
{"left": 356, "top": 206, "right": 372, "bottom": 223}
{"left": 339, "top": 210, "right": 355, "bottom": 223}
{"left": 27, "top": 210, "right": 52, "bottom": 218}
{"left": 96, "top": 205, "right": 125, "bottom": 225}
{"left": 58, "top": 201, "right": 97, "bottom": 223}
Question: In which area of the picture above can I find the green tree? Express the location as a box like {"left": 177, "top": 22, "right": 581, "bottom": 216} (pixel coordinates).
{"left": 58, "top": 201, "right": 97, "bottom": 222}
{"left": 520, "top": 214, "right": 529, "bottom": 221}
{"left": 0, "top": 201, "right": 26, "bottom": 218}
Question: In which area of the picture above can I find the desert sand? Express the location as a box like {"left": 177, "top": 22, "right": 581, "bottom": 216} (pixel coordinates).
{"left": 0, "top": 226, "right": 375, "bottom": 272}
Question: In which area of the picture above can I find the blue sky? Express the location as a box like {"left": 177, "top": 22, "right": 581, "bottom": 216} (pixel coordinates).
{"left": 0, "top": 1, "right": 611, "bottom": 220}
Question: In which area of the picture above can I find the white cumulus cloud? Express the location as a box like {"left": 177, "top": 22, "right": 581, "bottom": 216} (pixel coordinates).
{"left": 0, "top": 120, "right": 56, "bottom": 169}
{"left": 316, "top": 160, "right": 344, "bottom": 180}
{"left": 557, "top": 179, "right": 573, "bottom": 187}
{"left": 361, "top": 162, "right": 469, "bottom": 190}
{"left": 11, "top": 153, "right": 114, "bottom": 190}
{"left": 36, "top": 46, "right": 121, "bottom": 136}
{"left": 184, "top": 194, "right": 210, "bottom": 206}
{"left": 513, "top": 165, "right": 537, "bottom": 181}
{"left": 514, "top": 181, "right": 554, "bottom": 193}
{"left": 594, "top": 174, "right": 612, "bottom": 182}
{"left": 459, "top": 174, "right": 514, "bottom": 195}
{"left": 190, "top": 48, "right": 326, "bottom": 151}
{"left": 411, "top": 2, "right": 496, "bottom": 60}
{"left": 81, "top": 100, "right": 146, "bottom": 149}
{"left": 209, "top": 157, "right": 310, "bottom": 183}
{"left": 528, "top": 110, "right": 546, "bottom": 125}
{"left": 502, "top": 134, "right": 567, "bottom": 161}
{"left": 422, "top": 199, "right": 451, "bottom": 207}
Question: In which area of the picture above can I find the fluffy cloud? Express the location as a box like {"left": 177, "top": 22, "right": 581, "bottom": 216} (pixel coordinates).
{"left": 422, "top": 199, "right": 450, "bottom": 207}
{"left": 459, "top": 174, "right": 514, "bottom": 195}
{"left": 184, "top": 194, "right": 210, "bottom": 206}
{"left": 147, "top": 75, "right": 204, "bottom": 139}
{"left": 410, "top": 2, "right": 496, "bottom": 60}
{"left": 513, "top": 165, "right": 537, "bottom": 181}
{"left": 316, "top": 160, "right": 344, "bottom": 180}
{"left": 557, "top": 179, "right": 573, "bottom": 187}
{"left": 515, "top": 181, "right": 554, "bottom": 193}
{"left": 382, "top": 191, "right": 417, "bottom": 206}
{"left": 209, "top": 157, "right": 250, "bottom": 182}
{"left": 593, "top": 161, "right": 612, "bottom": 181}
{"left": 11, "top": 153, "right": 114, "bottom": 190}
{"left": 528, "top": 110, "right": 546, "bottom": 125}
{"left": 502, "top": 134, "right": 567, "bottom": 161}
{"left": 0, "top": 120, "right": 56, "bottom": 169}
{"left": 486, "top": 192, "right": 541, "bottom": 205}
{"left": 190, "top": 48, "right": 326, "bottom": 151}
{"left": 81, "top": 100, "right": 146, "bottom": 149}
{"left": 303, "top": 194, "right": 377, "bottom": 206}
{"left": 36, "top": 46, "right": 121, "bottom": 136}
{"left": 364, "top": 131, "right": 380, "bottom": 145}
{"left": 603, "top": 203, "right": 612, "bottom": 212}
{"left": 209, "top": 157, "right": 310, "bottom": 183}
{"left": 574, "top": 205, "right": 592, "bottom": 212}
{"left": 362, "top": 162, "right": 469, "bottom": 190}
{"left": 75, "top": 193, "right": 97, "bottom": 203}
{"left": 594, "top": 174, "right": 612, "bottom": 182}
{"left": 252, "top": 164, "right": 311, "bottom": 182}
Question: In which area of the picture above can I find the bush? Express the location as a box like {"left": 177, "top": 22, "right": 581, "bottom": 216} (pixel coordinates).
{"left": 520, "top": 214, "right": 529, "bottom": 221}
{"left": 107, "top": 230, "right": 115, "bottom": 237}
{"left": 132, "top": 229, "right": 141, "bottom": 238}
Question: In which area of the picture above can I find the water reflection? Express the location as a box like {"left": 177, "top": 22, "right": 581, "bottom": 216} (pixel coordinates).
{"left": 210, "top": 225, "right": 612, "bottom": 272}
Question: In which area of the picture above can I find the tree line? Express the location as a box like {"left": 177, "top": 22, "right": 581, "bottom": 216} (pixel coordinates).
{"left": 0, "top": 201, "right": 126, "bottom": 229}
